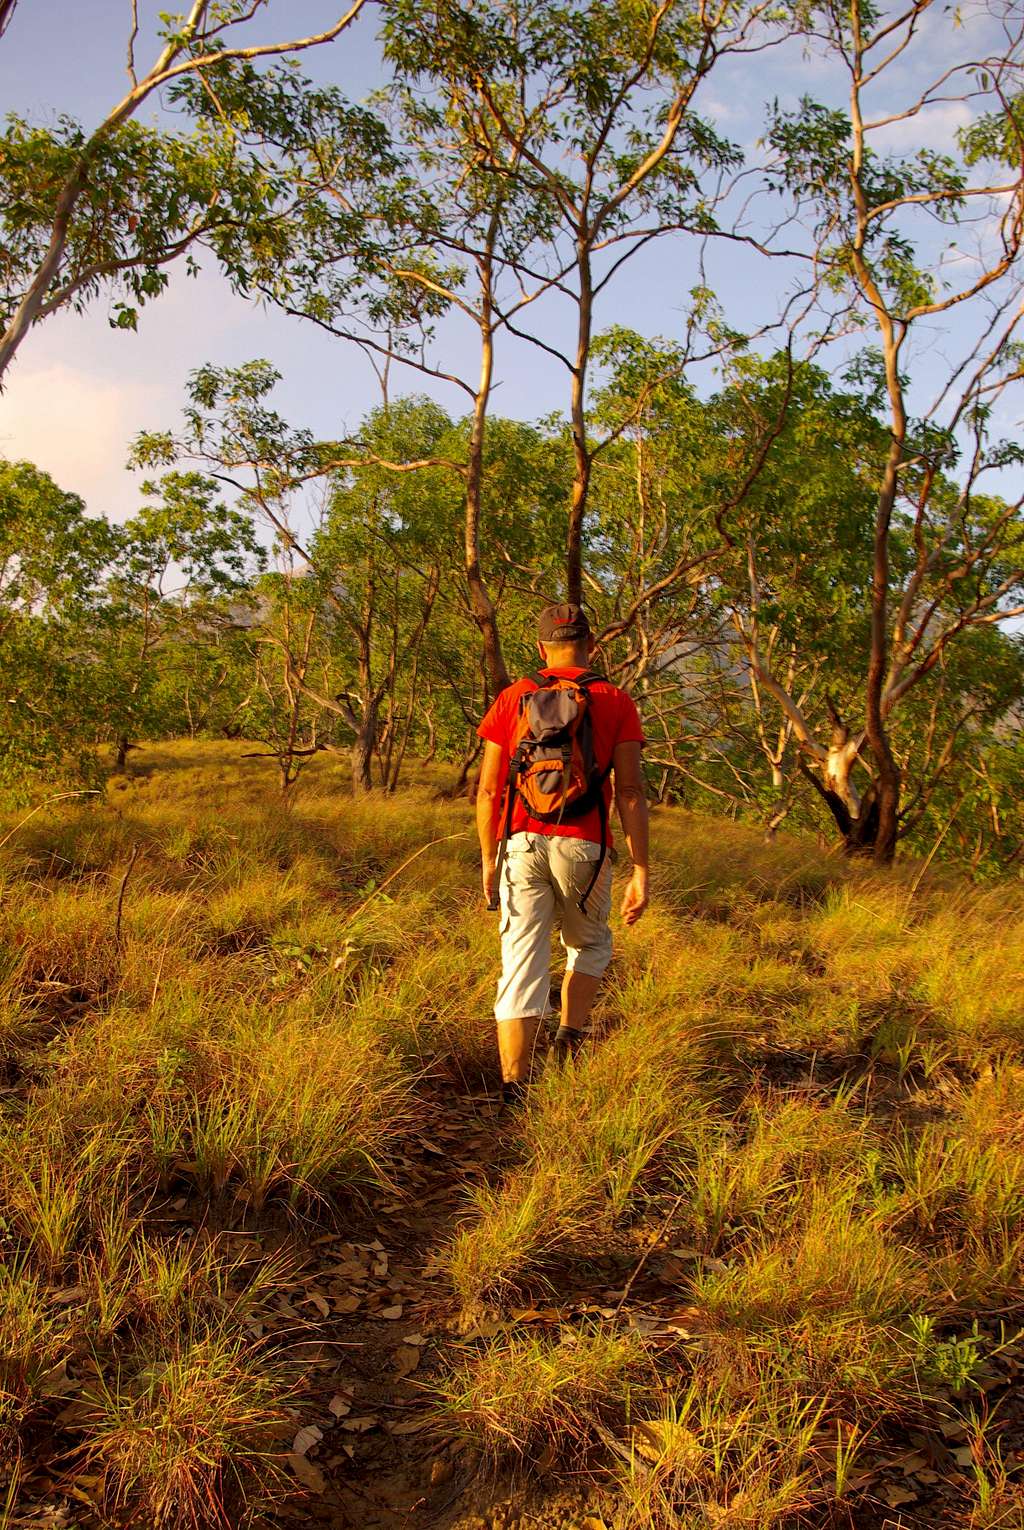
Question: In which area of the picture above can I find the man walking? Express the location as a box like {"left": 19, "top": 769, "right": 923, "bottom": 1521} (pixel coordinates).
{"left": 476, "top": 603, "right": 649, "bottom": 1103}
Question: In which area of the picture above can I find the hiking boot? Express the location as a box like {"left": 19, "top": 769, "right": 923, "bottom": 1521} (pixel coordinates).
{"left": 501, "top": 1079, "right": 528, "bottom": 1110}
{"left": 550, "top": 1026, "right": 585, "bottom": 1066}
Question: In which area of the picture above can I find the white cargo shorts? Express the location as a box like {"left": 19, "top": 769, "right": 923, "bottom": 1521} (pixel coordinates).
{"left": 494, "top": 832, "right": 613, "bottom": 1022}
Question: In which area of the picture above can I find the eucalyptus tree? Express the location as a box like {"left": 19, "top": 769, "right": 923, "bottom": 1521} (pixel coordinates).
{"left": 100, "top": 472, "right": 264, "bottom": 769}
{"left": 385, "top": 0, "right": 798, "bottom": 605}
{"left": 762, "top": 0, "right": 1024, "bottom": 860}
{"left": 0, "top": 0, "right": 375, "bottom": 382}
{"left": 579, "top": 332, "right": 1023, "bottom": 856}
{"left": 302, "top": 399, "right": 452, "bottom": 791}
{"left": 582, "top": 334, "right": 835, "bottom": 826}
{"left": 135, "top": 369, "right": 460, "bottom": 789}
{"left": 241, "top": 557, "right": 333, "bottom": 794}
{"left": 585, "top": 327, "right": 728, "bottom": 655}
{"left": 889, "top": 621, "right": 1024, "bottom": 870}
{"left": 690, "top": 349, "right": 1024, "bottom": 859}
{"left": 0, "top": 460, "right": 116, "bottom": 793}
{"left": 137, "top": 352, "right": 575, "bottom": 783}
{"left": 223, "top": 6, "right": 567, "bottom": 694}
{"left": 133, "top": 360, "right": 373, "bottom": 788}
{"left": 222, "top": 0, "right": 798, "bottom": 679}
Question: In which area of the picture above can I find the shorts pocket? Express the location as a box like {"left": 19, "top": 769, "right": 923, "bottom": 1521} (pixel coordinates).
{"left": 552, "top": 837, "right": 601, "bottom": 863}
{"left": 502, "top": 835, "right": 544, "bottom": 915}
{"left": 505, "top": 833, "right": 542, "bottom": 863}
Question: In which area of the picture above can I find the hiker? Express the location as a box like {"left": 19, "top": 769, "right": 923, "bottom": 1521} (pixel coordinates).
{"left": 475, "top": 603, "right": 649, "bottom": 1103}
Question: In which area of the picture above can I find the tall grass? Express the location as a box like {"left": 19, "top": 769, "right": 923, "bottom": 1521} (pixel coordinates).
{"left": 0, "top": 743, "right": 475, "bottom": 1524}
{"left": 433, "top": 803, "right": 1024, "bottom": 1524}
{"left": 4, "top": 743, "right": 1024, "bottom": 1526}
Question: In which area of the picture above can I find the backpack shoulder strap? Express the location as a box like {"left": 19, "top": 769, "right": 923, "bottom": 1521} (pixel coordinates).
{"left": 528, "top": 669, "right": 605, "bottom": 690}
{"left": 577, "top": 786, "right": 609, "bottom": 915}
{"left": 518, "top": 672, "right": 551, "bottom": 715}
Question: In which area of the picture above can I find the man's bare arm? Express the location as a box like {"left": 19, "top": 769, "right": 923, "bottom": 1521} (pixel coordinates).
{"left": 613, "top": 740, "right": 649, "bottom": 925}
{"left": 476, "top": 739, "right": 505, "bottom": 906}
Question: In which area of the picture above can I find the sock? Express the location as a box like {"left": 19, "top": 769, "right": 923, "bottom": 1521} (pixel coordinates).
{"left": 551, "top": 1025, "right": 585, "bottom": 1060}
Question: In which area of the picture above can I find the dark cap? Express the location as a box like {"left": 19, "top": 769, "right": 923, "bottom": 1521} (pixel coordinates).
{"left": 538, "top": 602, "right": 591, "bottom": 642}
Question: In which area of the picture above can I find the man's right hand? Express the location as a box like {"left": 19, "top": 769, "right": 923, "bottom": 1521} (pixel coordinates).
{"left": 482, "top": 857, "right": 498, "bottom": 908}
{"left": 620, "top": 867, "right": 649, "bottom": 925}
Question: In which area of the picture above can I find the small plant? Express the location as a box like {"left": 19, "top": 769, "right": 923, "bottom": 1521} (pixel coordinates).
{"left": 0, "top": 1123, "right": 132, "bottom": 1273}
{"left": 959, "top": 1408, "right": 1024, "bottom": 1530}
{"left": 833, "top": 1419, "right": 868, "bottom": 1500}
{"left": 0, "top": 1258, "right": 72, "bottom": 1437}
{"left": 446, "top": 1163, "right": 596, "bottom": 1310}
{"left": 618, "top": 1372, "right": 824, "bottom": 1530}
{"left": 79, "top": 1326, "right": 291, "bottom": 1529}
{"left": 907, "top": 1313, "right": 986, "bottom": 1391}
{"left": 436, "top": 1326, "right": 646, "bottom": 1462}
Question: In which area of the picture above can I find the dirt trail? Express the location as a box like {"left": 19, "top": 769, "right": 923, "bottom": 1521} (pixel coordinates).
{"left": 257, "top": 1076, "right": 537, "bottom": 1530}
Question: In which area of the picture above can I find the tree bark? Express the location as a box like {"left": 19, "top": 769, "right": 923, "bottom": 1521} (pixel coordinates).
{"left": 351, "top": 701, "right": 379, "bottom": 793}
{"left": 566, "top": 236, "right": 593, "bottom": 606}
{"left": 848, "top": 0, "right": 904, "bottom": 864}
{"left": 419, "top": 704, "right": 437, "bottom": 765}
{"left": 465, "top": 258, "right": 510, "bottom": 694}
{"left": 864, "top": 422, "right": 904, "bottom": 862}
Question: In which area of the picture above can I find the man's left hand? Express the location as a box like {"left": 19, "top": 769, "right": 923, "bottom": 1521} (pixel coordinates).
{"left": 482, "top": 856, "right": 498, "bottom": 908}
{"left": 620, "top": 867, "right": 649, "bottom": 925}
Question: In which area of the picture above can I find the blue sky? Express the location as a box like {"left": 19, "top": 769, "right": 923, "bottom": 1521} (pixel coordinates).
{"left": 0, "top": 0, "right": 1015, "bottom": 522}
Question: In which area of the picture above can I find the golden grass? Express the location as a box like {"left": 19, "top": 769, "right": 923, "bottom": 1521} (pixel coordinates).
{"left": 78, "top": 1327, "right": 290, "bottom": 1529}
{"left": 439, "top": 1326, "right": 648, "bottom": 1460}
{"left": 431, "top": 802, "right": 1024, "bottom": 1521}
{"left": 3, "top": 742, "right": 1024, "bottom": 1526}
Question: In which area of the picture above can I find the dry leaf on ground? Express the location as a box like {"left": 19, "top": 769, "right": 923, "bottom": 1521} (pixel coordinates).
{"left": 341, "top": 1414, "right": 379, "bottom": 1433}
{"left": 394, "top": 1343, "right": 421, "bottom": 1376}
{"left": 287, "top": 1454, "right": 326, "bottom": 1493}
{"left": 292, "top": 1423, "right": 323, "bottom": 1457}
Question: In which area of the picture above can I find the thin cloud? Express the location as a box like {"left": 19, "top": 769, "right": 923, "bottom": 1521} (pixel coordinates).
{"left": 871, "top": 100, "right": 974, "bottom": 155}
{"left": 0, "top": 361, "right": 156, "bottom": 521}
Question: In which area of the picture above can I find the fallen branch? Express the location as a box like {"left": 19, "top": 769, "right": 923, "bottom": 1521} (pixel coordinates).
{"left": 0, "top": 790, "right": 101, "bottom": 854}
{"left": 615, "top": 1193, "right": 686, "bottom": 1315}
{"left": 114, "top": 844, "right": 141, "bottom": 949}
{"left": 340, "top": 832, "right": 470, "bottom": 928}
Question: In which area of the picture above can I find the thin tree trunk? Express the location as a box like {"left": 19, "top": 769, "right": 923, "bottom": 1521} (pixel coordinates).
{"left": 864, "top": 426, "right": 904, "bottom": 863}
{"left": 566, "top": 236, "right": 593, "bottom": 606}
{"left": 388, "top": 654, "right": 421, "bottom": 793}
{"left": 351, "top": 696, "right": 380, "bottom": 793}
{"left": 465, "top": 258, "right": 510, "bottom": 694}
{"left": 419, "top": 704, "right": 437, "bottom": 765}
{"left": 849, "top": 0, "right": 904, "bottom": 864}
{"left": 0, "top": 167, "right": 89, "bottom": 383}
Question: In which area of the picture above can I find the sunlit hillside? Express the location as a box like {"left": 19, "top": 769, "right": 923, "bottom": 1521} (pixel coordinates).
{"left": 1, "top": 742, "right": 1022, "bottom": 1529}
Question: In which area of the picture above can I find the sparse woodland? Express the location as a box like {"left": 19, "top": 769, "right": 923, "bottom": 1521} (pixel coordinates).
{"left": 2, "top": 1, "right": 1024, "bottom": 1527}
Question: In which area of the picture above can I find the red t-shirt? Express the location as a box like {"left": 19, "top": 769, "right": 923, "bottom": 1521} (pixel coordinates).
{"left": 477, "top": 668, "right": 645, "bottom": 845}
